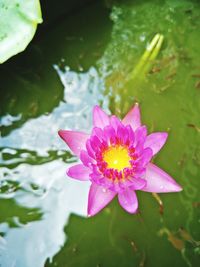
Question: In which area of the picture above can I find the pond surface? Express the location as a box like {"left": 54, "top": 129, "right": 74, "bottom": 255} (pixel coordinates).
{"left": 0, "top": 0, "right": 200, "bottom": 266}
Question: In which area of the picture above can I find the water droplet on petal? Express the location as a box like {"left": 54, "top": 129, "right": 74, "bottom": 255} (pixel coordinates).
{"left": 102, "top": 188, "right": 107, "bottom": 193}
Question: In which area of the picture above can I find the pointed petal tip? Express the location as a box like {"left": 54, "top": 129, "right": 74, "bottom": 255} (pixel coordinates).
{"left": 165, "top": 183, "right": 183, "bottom": 193}
{"left": 134, "top": 102, "right": 140, "bottom": 109}
{"left": 143, "top": 163, "right": 183, "bottom": 193}
{"left": 58, "top": 130, "right": 89, "bottom": 156}
{"left": 93, "top": 105, "right": 104, "bottom": 113}
{"left": 131, "top": 102, "right": 140, "bottom": 114}
{"left": 123, "top": 206, "right": 139, "bottom": 214}
{"left": 66, "top": 167, "right": 73, "bottom": 177}
{"left": 66, "top": 168, "right": 74, "bottom": 180}
{"left": 162, "top": 131, "right": 168, "bottom": 138}
{"left": 134, "top": 102, "right": 139, "bottom": 107}
{"left": 162, "top": 132, "right": 169, "bottom": 141}
{"left": 93, "top": 105, "right": 110, "bottom": 129}
{"left": 58, "top": 129, "right": 69, "bottom": 140}
{"left": 132, "top": 209, "right": 138, "bottom": 214}
{"left": 93, "top": 105, "right": 99, "bottom": 112}
{"left": 87, "top": 206, "right": 99, "bottom": 217}
{"left": 118, "top": 189, "right": 138, "bottom": 214}
{"left": 58, "top": 129, "right": 64, "bottom": 138}
{"left": 122, "top": 102, "right": 141, "bottom": 131}
{"left": 174, "top": 184, "right": 183, "bottom": 192}
{"left": 87, "top": 210, "right": 98, "bottom": 217}
{"left": 164, "top": 181, "right": 183, "bottom": 193}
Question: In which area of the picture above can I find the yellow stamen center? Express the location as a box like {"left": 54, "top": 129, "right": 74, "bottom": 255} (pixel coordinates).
{"left": 103, "top": 145, "right": 131, "bottom": 171}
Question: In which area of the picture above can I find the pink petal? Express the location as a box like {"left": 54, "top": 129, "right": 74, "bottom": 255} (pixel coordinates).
{"left": 67, "top": 164, "right": 90, "bottom": 181}
{"left": 129, "top": 177, "right": 147, "bottom": 190}
{"left": 126, "top": 125, "right": 135, "bottom": 143}
{"left": 92, "top": 127, "right": 104, "bottom": 141}
{"left": 118, "top": 188, "right": 138, "bottom": 213}
{"left": 142, "top": 163, "right": 182, "bottom": 193}
{"left": 58, "top": 130, "right": 89, "bottom": 157}
{"left": 90, "top": 135, "right": 102, "bottom": 152}
{"left": 103, "top": 125, "right": 116, "bottom": 142}
{"left": 138, "top": 147, "right": 153, "bottom": 166}
{"left": 122, "top": 103, "right": 141, "bottom": 131}
{"left": 144, "top": 132, "right": 168, "bottom": 156}
{"left": 87, "top": 183, "right": 116, "bottom": 217}
{"left": 93, "top": 106, "right": 110, "bottom": 129}
{"left": 110, "top": 115, "right": 122, "bottom": 131}
{"left": 80, "top": 150, "right": 94, "bottom": 167}
{"left": 117, "top": 125, "right": 129, "bottom": 144}
{"left": 135, "top": 126, "right": 147, "bottom": 144}
{"left": 86, "top": 139, "right": 95, "bottom": 159}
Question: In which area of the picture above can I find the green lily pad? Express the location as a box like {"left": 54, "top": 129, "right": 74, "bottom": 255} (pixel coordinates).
{"left": 0, "top": 0, "right": 42, "bottom": 63}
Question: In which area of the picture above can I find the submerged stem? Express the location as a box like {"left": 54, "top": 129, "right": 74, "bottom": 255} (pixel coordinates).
{"left": 128, "top": 33, "right": 164, "bottom": 81}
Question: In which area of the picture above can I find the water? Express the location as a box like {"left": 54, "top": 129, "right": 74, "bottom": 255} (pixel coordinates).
{"left": 0, "top": 0, "right": 200, "bottom": 266}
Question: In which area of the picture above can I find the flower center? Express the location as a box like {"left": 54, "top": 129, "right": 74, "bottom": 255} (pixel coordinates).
{"left": 103, "top": 145, "right": 131, "bottom": 171}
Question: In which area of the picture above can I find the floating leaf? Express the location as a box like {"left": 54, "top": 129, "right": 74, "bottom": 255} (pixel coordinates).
{"left": 0, "top": 0, "right": 42, "bottom": 63}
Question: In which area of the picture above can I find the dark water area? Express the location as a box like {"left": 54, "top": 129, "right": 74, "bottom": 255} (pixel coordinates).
{"left": 0, "top": 0, "right": 200, "bottom": 266}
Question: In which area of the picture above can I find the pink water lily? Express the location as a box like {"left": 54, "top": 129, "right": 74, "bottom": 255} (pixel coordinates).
{"left": 58, "top": 104, "right": 182, "bottom": 216}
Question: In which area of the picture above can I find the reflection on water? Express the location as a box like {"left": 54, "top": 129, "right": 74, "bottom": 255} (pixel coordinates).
{"left": 0, "top": 1, "right": 112, "bottom": 265}
{"left": 0, "top": 114, "right": 22, "bottom": 127}
{"left": 0, "top": 160, "right": 90, "bottom": 267}
{"left": 0, "top": 66, "right": 106, "bottom": 154}
{"left": 0, "top": 66, "right": 106, "bottom": 266}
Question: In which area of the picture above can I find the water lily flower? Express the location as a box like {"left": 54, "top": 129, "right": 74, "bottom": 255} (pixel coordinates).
{"left": 58, "top": 104, "right": 182, "bottom": 216}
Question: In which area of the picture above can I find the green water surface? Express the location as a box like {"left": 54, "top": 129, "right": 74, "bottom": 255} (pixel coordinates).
{"left": 0, "top": 0, "right": 200, "bottom": 267}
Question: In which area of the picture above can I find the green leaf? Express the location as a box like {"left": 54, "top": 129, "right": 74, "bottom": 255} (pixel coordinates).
{"left": 0, "top": 0, "right": 42, "bottom": 63}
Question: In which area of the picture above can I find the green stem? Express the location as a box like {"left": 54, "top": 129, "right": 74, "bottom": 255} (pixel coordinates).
{"left": 128, "top": 33, "right": 164, "bottom": 81}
